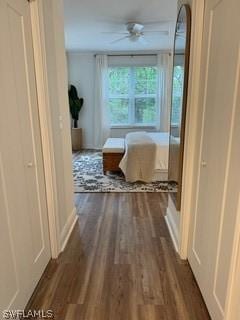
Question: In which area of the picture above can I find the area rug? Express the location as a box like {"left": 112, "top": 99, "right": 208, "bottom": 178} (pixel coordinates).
{"left": 72, "top": 150, "right": 177, "bottom": 193}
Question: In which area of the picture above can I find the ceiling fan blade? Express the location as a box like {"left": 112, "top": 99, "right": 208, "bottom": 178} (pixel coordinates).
{"left": 101, "top": 32, "right": 128, "bottom": 35}
{"left": 144, "top": 30, "right": 169, "bottom": 35}
{"left": 110, "top": 36, "right": 130, "bottom": 44}
{"left": 143, "top": 20, "right": 173, "bottom": 26}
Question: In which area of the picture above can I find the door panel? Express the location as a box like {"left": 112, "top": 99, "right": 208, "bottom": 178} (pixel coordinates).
{"left": 0, "top": 156, "right": 21, "bottom": 309}
{"left": 8, "top": 0, "right": 44, "bottom": 264}
{"left": 188, "top": 0, "right": 240, "bottom": 319}
{"left": 0, "top": 0, "right": 50, "bottom": 310}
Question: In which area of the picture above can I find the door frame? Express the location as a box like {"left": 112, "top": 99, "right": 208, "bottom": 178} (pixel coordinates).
{"left": 224, "top": 194, "right": 240, "bottom": 320}
{"left": 179, "top": 0, "right": 240, "bottom": 319}
{"left": 29, "top": 0, "right": 60, "bottom": 258}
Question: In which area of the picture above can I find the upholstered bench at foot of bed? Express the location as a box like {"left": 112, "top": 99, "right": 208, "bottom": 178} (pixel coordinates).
{"left": 102, "top": 138, "right": 125, "bottom": 174}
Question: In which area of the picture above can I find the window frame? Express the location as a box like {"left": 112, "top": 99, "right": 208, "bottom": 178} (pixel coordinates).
{"left": 108, "top": 65, "right": 159, "bottom": 128}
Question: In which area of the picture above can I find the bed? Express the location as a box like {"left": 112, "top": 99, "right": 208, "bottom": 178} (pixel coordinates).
{"left": 148, "top": 132, "right": 169, "bottom": 181}
{"left": 119, "top": 131, "right": 169, "bottom": 182}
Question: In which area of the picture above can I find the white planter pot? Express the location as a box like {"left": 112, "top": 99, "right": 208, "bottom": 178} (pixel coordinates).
{"left": 71, "top": 128, "right": 82, "bottom": 151}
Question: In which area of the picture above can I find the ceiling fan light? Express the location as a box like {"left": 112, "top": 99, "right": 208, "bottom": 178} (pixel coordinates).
{"left": 127, "top": 22, "right": 144, "bottom": 34}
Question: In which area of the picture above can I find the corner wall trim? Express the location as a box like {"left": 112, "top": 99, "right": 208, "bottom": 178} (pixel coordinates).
{"left": 60, "top": 207, "right": 78, "bottom": 252}
{"left": 165, "top": 208, "right": 180, "bottom": 253}
{"left": 30, "top": 0, "right": 60, "bottom": 258}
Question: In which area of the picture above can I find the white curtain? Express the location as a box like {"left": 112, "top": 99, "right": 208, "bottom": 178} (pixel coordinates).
{"left": 157, "top": 53, "right": 173, "bottom": 132}
{"left": 94, "top": 55, "right": 110, "bottom": 149}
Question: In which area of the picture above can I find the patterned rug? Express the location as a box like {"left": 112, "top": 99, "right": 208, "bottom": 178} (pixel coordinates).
{"left": 72, "top": 150, "right": 177, "bottom": 193}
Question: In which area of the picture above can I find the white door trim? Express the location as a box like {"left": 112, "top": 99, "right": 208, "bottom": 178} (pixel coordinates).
{"left": 224, "top": 194, "right": 240, "bottom": 320}
{"left": 29, "top": 0, "right": 60, "bottom": 258}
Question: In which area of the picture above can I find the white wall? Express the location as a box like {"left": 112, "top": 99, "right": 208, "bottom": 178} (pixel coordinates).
{"left": 67, "top": 52, "right": 95, "bottom": 148}
{"left": 67, "top": 52, "right": 164, "bottom": 149}
{"left": 42, "top": 0, "right": 76, "bottom": 249}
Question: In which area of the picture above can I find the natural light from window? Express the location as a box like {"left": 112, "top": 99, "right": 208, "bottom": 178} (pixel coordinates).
{"left": 171, "top": 65, "right": 184, "bottom": 126}
{"left": 108, "top": 66, "right": 158, "bottom": 126}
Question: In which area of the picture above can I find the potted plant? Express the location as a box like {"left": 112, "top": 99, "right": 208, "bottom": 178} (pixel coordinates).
{"left": 68, "top": 85, "right": 84, "bottom": 151}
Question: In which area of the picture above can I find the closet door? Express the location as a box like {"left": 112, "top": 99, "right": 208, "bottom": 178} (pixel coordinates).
{"left": 0, "top": 0, "right": 50, "bottom": 310}
{"left": 188, "top": 0, "right": 240, "bottom": 319}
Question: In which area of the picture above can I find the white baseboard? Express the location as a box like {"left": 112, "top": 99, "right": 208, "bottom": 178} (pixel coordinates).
{"left": 60, "top": 207, "right": 78, "bottom": 252}
{"left": 82, "top": 146, "right": 101, "bottom": 150}
{"left": 165, "top": 203, "right": 180, "bottom": 253}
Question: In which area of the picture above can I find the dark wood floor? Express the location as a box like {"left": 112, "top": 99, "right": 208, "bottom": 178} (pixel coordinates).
{"left": 28, "top": 193, "right": 210, "bottom": 320}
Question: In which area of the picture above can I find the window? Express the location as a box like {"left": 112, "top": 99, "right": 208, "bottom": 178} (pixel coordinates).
{"left": 171, "top": 65, "right": 184, "bottom": 126}
{"left": 108, "top": 66, "right": 158, "bottom": 126}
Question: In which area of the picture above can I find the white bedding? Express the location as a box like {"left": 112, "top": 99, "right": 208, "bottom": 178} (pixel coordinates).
{"left": 119, "top": 131, "right": 169, "bottom": 182}
{"left": 147, "top": 132, "right": 169, "bottom": 171}
{"left": 119, "top": 132, "right": 157, "bottom": 183}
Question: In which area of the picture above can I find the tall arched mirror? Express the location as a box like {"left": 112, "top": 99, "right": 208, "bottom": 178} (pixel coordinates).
{"left": 168, "top": 5, "right": 191, "bottom": 211}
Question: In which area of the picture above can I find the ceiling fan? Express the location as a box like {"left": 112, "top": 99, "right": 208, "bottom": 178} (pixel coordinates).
{"left": 102, "top": 22, "right": 169, "bottom": 44}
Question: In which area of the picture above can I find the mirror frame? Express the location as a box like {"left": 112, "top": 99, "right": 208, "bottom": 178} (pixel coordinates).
{"left": 169, "top": 4, "right": 191, "bottom": 211}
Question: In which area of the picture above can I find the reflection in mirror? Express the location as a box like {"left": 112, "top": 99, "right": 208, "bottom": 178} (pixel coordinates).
{"left": 168, "top": 5, "right": 191, "bottom": 211}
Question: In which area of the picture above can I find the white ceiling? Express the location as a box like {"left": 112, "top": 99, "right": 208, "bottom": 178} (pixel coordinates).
{"left": 63, "top": 0, "right": 177, "bottom": 52}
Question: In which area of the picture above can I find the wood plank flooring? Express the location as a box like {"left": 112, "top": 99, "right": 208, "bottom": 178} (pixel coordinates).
{"left": 28, "top": 193, "right": 210, "bottom": 320}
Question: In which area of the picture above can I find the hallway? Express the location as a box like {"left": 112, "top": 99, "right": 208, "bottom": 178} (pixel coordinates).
{"left": 28, "top": 193, "right": 210, "bottom": 319}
